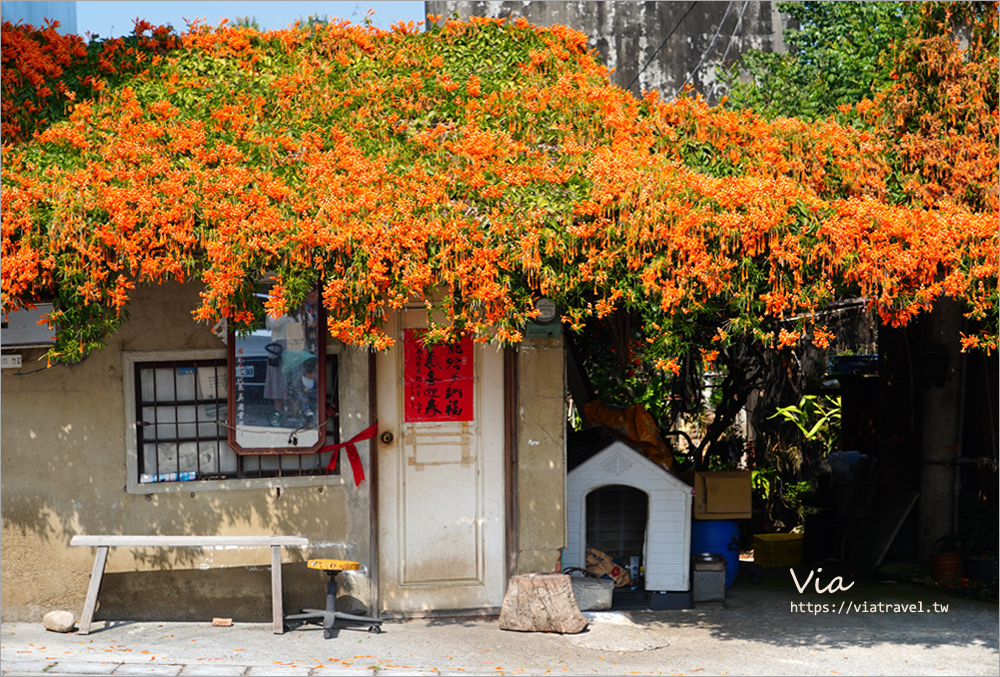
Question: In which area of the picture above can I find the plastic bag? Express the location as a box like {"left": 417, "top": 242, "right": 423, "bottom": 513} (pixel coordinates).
{"left": 582, "top": 400, "right": 674, "bottom": 472}
{"left": 585, "top": 547, "right": 631, "bottom": 588}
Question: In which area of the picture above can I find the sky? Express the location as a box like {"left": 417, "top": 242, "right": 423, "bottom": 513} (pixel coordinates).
{"left": 79, "top": 1, "right": 424, "bottom": 37}
{"left": 8, "top": 1, "right": 426, "bottom": 38}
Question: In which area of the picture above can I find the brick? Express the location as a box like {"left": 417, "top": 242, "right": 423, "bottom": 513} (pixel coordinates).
{"left": 244, "top": 667, "right": 311, "bottom": 677}
{"left": 113, "top": 664, "right": 184, "bottom": 676}
{"left": 177, "top": 666, "right": 248, "bottom": 676}
{"left": 48, "top": 662, "right": 121, "bottom": 675}
{"left": 1, "top": 660, "right": 61, "bottom": 675}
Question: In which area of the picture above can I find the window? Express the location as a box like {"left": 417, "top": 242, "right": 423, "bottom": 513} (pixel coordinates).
{"left": 124, "top": 349, "right": 342, "bottom": 494}
{"left": 135, "top": 357, "right": 230, "bottom": 482}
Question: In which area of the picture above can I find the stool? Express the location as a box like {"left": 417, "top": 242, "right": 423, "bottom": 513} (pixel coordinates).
{"left": 285, "top": 559, "right": 383, "bottom": 638}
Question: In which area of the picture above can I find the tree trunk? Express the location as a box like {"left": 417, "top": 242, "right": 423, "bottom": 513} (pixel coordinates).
{"left": 695, "top": 344, "right": 764, "bottom": 468}
{"left": 498, "top": 573, "right": 589, "bottom": 634}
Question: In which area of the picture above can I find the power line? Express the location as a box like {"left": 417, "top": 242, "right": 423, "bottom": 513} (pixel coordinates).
{"left": 626, "top": 1, "right": 699, "bottom": 93}
{"left": 672, "top": 0, "right": 735, "bottom": 100}
{"left": 717, "top": 0, "right": 751, "bottom": 72}
{"left": 708, "top": 0, "right": 752, "bottom": 102}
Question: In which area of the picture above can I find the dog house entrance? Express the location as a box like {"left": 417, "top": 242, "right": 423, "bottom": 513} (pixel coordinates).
{"left": 586, "top": 484, "right": 648, "bottom": 602}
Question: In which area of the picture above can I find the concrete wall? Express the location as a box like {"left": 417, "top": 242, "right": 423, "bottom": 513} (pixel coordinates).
{"left": 0, "top": 281, "right": 374, "bottom": 621}
{"left": 426, "top": 1, "right": 788, "bottom": 104}
{"left": 515, "top": 336, "right": 567, "bottom": 573}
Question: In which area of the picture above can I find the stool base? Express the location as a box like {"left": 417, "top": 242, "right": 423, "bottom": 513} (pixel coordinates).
{"left": 285, "top": 570, "right": 383, "bottom": 638}
{"left": 285, "top": 609, "right": 383, "bottom": 638}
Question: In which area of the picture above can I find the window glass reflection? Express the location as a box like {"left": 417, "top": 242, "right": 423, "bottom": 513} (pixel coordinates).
{"left": 230, "top": 285, "right": 324, "bottom": 452}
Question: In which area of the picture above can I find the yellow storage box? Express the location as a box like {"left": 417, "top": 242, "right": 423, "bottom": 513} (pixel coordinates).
{"left": 753, "top": 533, "right": 804, "bottom": 567}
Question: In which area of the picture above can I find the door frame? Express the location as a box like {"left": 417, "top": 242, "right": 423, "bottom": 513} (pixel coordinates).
{"left": 367, "top": 335, "right": 520, "bottom": 618}
{"left": 368, "top": 350, "right": 380, "bottom": 616}
{"left": 503, "top": 348, "right": 519, "bottom": 582}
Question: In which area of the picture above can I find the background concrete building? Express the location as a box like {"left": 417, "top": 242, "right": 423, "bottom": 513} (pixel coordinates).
{"left": 1, "top": 1, "right": 77, "bottom": 32}
{"left": 426, "top": 1, "right": 789, "bottom": 104}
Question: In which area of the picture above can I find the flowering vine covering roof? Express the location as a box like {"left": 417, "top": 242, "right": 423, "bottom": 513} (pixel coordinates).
{"left": 1, "top": 8, "right": 996, "bottom": 364}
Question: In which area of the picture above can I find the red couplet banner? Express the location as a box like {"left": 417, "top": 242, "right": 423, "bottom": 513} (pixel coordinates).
{"left": 403, "top": 329, "right": 474, "bottom": 422}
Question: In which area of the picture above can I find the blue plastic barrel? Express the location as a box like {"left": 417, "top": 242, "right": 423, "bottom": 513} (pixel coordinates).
{"left": 691, "top": 519, "right": 740, "bottom": 588}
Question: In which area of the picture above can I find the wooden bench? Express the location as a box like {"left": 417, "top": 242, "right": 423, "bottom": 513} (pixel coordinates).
{"left": 70, "top": 535, "right": 309, "bottom": 635}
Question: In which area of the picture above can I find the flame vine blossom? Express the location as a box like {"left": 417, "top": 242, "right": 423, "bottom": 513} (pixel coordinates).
{"left": 1, "top": 10, "right": 996, "bottom": 364}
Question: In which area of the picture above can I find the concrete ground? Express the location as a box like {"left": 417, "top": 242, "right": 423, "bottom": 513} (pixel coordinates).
{"left": 2, "top": 568, "right": 997, "bottom": 677}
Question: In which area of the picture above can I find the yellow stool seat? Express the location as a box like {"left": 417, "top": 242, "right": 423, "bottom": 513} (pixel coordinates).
{"left": 286, "top": 558, "right": 382, "bottom": 638}
{"left": 307, "top": 559, "right": 360, "bottom": 572}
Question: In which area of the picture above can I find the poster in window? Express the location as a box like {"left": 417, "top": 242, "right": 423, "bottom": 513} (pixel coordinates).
{"left": 404, "top": 330, "right": 474, "bottom": 423}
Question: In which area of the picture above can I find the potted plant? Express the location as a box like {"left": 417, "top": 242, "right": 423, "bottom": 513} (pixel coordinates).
{"left": 931, "top": 535, "right": 965, "bottom": 583}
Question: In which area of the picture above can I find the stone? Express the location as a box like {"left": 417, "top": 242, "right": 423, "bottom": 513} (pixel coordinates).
{"left": 42, "top": 609, "right": 76, "bottom": 633}
{"left": 498, "top": 573, "right": 588, "bottom": 634}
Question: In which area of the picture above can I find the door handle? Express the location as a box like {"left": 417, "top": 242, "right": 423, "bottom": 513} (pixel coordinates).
{"left": 380, "top": 431, "right": 394, "bottom": 444}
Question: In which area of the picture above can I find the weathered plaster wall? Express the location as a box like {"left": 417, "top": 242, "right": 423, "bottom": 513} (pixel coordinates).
{"left": 516, "top": 337, "right": 566, "bottom": 573}
{"left": 0, "top": 282, "right": 374, "bottom": 621}
{"left": 427, "top": 1, "right": 789, "bottom": 104}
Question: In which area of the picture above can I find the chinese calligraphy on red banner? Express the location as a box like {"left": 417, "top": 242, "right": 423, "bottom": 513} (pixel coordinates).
{"left": 404, "top": 330, "right": 474, "bottom": 422}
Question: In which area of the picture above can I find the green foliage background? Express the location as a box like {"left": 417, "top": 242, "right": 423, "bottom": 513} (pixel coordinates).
{"left": 720, "top": 1, "right": 917, "bottom": 119}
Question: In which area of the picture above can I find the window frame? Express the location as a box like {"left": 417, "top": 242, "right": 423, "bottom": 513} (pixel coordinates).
{"left": 123, "top": 348, "right": 347, "bottom": 495}
{"left": 227, "top": 290, "right": 327, "bottom": 455}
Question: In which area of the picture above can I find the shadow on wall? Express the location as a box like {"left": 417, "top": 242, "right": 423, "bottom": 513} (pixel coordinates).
{"left": 1, "top": 345, "right": 359, "bottom": 621}
{"left": 1, "top": 282, "right": 363, "bottom": 623}
{"left": 1, "top": 411, "right": 348, "bottom": 566}
{"left": 92, "top": 565, "right": 371, "bottom": 623}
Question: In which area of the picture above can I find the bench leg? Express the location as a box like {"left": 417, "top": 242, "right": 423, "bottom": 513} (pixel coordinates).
{"left": 79, "top": 546, "right": 109, "bottom": 635}
{"left": 271, "top": 545, "right": 284, "bottom": 634}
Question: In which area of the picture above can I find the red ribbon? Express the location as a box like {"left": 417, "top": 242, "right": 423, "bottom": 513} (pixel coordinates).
{"left": 319, "top": 423, "right": 377, "bottom": 486}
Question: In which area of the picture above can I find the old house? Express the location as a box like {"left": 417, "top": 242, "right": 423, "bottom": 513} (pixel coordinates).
{"left": 1, "top": 281, "right": 567, "bottom": 621}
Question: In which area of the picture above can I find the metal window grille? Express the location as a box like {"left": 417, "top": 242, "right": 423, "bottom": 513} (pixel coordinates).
{"left": 134, "top": 357, "right": 340, "bottom": 484}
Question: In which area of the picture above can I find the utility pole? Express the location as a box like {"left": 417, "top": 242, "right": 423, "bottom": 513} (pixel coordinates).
{"left": 918, "top": 297, "right": 964, "bottom": 569}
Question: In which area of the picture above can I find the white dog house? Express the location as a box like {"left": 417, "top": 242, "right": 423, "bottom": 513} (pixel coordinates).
{"left": 566, "top": 439, "right": 691, "bottom": 593}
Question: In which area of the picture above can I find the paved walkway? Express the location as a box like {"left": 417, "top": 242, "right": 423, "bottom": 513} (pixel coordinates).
{"left": 2, "top": 570, "right": 997, "bottom": 676}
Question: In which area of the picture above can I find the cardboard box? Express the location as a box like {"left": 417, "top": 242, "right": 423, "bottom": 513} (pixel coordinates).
{"left": 753, "top": 533, "right": 803, "bottom": 567}
{"left": 691, "top": 471, "right": 752, "bottom": 520}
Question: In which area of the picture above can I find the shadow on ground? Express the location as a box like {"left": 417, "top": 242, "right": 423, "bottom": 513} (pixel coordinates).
{"left": 632, "top": 565, "right": 999, "bottom": 652}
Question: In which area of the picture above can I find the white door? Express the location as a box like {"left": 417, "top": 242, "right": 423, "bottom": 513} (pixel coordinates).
{"left": 376, "top": 309, "right": 505, "bottom": 614}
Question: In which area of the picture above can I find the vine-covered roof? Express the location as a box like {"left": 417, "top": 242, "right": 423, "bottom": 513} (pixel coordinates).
{"left": 1, "top": 8, "right": 996, "bottom": 364}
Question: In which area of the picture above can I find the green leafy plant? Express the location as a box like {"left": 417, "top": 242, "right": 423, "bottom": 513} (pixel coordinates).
{"left": 752, "top": 467, "right": 777, "bottom": 503}
{"left": 751, "top": 466, "right": 815, "bottom": 529}
{"left": 719, "top": 1, "right": 918, "bottom": 120}
{"left": 769, "top": 395, "right": 841, "bottom": 453}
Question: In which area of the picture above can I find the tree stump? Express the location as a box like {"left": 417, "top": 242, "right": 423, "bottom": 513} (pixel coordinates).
{"left": 498, "top": 573, "right": 589, "bottom": 634}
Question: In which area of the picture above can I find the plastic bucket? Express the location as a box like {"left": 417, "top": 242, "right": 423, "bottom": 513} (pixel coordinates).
{"left": 691, "top": 519, "right": 740, "bottom": 588}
